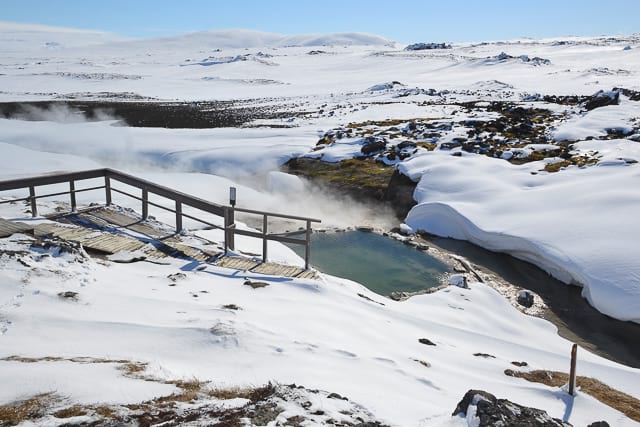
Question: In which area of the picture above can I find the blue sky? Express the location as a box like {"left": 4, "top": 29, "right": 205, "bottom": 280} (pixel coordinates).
{"left": 2, "top": 0, "right": 639, "bottom": 42}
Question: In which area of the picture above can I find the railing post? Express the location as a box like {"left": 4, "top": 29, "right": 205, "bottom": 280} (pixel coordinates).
{"left": 262, "top": 214, "right": 268, "bottom": 263}
{"left": 142, "top": 188, "right": 148, "bottom": 220}
{"left": 223, "top": 208, "right": 230, "bottom": 253}
{"left": 175, "top": 201, "right": 182, "bottom": 233}
{"left": 568, "top": 343, "right": 578, "bottom": 396}
{"left": 28, "top": 186, "right": 37, "bottom": 217}
{"left": 227, "top": 206, "right": 235, "bottom": 251}
{"left": 104, "top": 175, "right": 112, "bottom": 205}
{"left": 69, "top": 180, "right": 77, "bottom": 212}
{"left": 304, "top": 219, "right": 311, "bottom": 270}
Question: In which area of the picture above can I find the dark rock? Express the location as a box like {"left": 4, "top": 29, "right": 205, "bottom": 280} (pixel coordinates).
{"left": 404, "top": 42, "right": 451, "bottom": 51}
{"left": 452, "top": 389, "right": 572, "bottom": 426}
{"left": 244, "top": 279, "right": 269, "bottom": 288}
{"left": 511, "top": 361, "right": 528, "bottom": 367}
{"left": 583, "top": 90, "right": 620, "bottom": 111}
{"left": 418, "top": 338, "right": 436, "bottom": 346}
{"left": 588, "top": 422, "right": 610, "bottom": 427}
{"left": 517, "top": 290, "right": 535, "bottom": 308}
{"left": 473, "top": 353, "right": 496, "bottom": 358}
{"left": 327, "top": 392, "right": 348, "bottom": 400}
{"left": 383, "top": 170, "right": 418, "bottom": 219}
{"left": 57, "top": 291, "right": 79, "bottom": 301}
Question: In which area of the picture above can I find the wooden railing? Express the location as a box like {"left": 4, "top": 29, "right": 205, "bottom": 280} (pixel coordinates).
{"left": 0, "top": 168, "right": 320, "bottom": 269}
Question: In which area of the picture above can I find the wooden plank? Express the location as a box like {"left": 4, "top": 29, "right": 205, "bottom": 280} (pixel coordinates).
{"left": 0, "top": 218, "right": 34, "bottom": 237}
{"left": 88, "top": 207, "right": 173, "bottom": 239}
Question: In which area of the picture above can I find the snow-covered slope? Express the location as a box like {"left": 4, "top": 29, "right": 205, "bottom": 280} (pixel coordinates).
{"left": 0, "top": 228, "right": 637, "bottom": 426}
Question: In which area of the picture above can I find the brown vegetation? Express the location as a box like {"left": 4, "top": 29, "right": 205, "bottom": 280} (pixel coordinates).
{"left": 505, "top": 369, "right": 640, "bottom": 421}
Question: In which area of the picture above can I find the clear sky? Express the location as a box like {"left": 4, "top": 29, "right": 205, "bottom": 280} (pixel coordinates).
{"left": 2, "top": 0, "right": 639, "bottom": 43}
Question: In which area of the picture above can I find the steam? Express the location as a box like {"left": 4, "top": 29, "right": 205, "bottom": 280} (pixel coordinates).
{"left": 239, "top": 173, "right": 398, "bottom": 231}
{"left": 0, "top": 106, "right": 400, "bottom": 231}
{"left": 9, "top": 104, "right": 120, "bottom": 124}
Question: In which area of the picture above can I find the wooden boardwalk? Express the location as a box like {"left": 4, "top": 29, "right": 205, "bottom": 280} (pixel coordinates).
{"left": 1, "top": 206, "right": 317, "bottom": 279}
{"left": 0, "top": 217, "right": 34, "bottom": 238}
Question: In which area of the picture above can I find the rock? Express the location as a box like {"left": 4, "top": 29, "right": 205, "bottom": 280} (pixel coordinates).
{"left": 356, "top": 226, "right": 374, "bottom": 232}
{"left": 360, "top": 136, "right": 387, "bottom": 155}
{"left": 449, "top": 274, "right": 468, "bottom": 289}
{"left": 327, "top": 392, "right": 348, "bottom": 400}
{"left": 452, "top": 389, "right": 572, "bottom": 426}
{"left": 583, "top": 89, "right": 620, "bottom": 110}
{"left": 511, "top": 361, "right": 528, "bottom": 367}
{"left": 167, "top": 272, "right": 187, "bottom": 282}
{"left": 244, "top": 279, "right": 269, "bottom": 289}
{"left": 418, "top": 338, "right": 436, "bottom": 346}
{"left": 383, "top": 170, "right": 418, "bottom": 219}
{"left": 588, "top": 422, "right": 610, "bottom": 427}
{"left": 473, "top": 353, "right": 495, "bottom": 358}
{"left": 404, "top": 42, "right": 451, "bottom": 51}
{"left": 517, "top": 290, "right": 535, "bottom": 308}
{"left": 57, "top": 291, "right": 79, "bottom": 301}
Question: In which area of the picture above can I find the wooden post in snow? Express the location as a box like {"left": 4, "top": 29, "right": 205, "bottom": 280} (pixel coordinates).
{"left": 568, "top": 343, "right": 578, "bottom": 396}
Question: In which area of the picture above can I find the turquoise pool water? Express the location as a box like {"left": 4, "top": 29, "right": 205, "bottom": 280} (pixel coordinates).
{"left": 289, "top": 231, "right": 450, "bottom": 296}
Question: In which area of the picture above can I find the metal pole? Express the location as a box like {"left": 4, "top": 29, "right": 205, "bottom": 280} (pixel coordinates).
{"left": 104, "top": 176, "right": 112, "bottom": 205}
{"left": 29, "top": 186, "right": 37, "bottom": 217}
{"left": 568, "top": 344, "right": 578, "bottom": 396}
{"left": 69, "top": 180, "right": 77, "bottom": 212}
{"left": 262, "top": 214, "right": 268, "bottom": 263}
{"left": 175, "top": 201, "right": 182, "bottom": 233}
{"left": 142, "top": 188, "right": 148, "bottom": 220}
{"left": 304, "top": 219, "right": 311, "bottom": 270}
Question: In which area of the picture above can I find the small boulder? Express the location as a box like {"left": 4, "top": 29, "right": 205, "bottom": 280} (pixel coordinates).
{"left": 453, "top": 389, "right": 571, "bottom": 426}
{"left": 398, "top": 223, "right": 414, "bottom": 235}
{"left": 583, "top": 89, "right": 620, "bottom": 111}
{"left": 449, "top": 274, "right": 468, "bottom": 289}
{"left": 360, "top": 137, "right": 387, "bottom": 155}
{"left": 517, "top": 290, "right": 535, "bottom": 308}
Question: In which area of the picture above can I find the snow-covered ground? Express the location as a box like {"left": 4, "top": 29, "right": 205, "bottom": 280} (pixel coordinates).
{"left": 1, "top": 23, "right": 639, "bottom": 425}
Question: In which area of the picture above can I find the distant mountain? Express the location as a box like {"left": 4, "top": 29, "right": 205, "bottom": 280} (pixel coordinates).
{"left": 114, "top": 29, "right": 394, "bottom": 50}
{"left": 0, "top": 21, "right": 124, "bottom": 52}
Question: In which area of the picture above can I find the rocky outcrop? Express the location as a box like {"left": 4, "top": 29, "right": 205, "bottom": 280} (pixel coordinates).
{"left": 404, "top": 42, "right": 451, "bottom": 51}
{"left": 383, "top": 169, "right": 418, "bottom": 218}
{"left": 283, "top": 158, "right": 418, "bottom": 220}
{"left": 452, "top": 389, "right": 571, "bottom": 426}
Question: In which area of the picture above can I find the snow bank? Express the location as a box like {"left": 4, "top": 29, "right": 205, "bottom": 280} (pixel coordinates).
{"left": 401, "top": 150, "right": 640, "bottom": 322}
{"left": 553, "top": 99, "right": 640, "bottom": 141}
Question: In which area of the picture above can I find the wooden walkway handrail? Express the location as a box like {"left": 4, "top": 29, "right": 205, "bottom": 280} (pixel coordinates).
{"left": 0, "top": 168, "right": 320, "bottom": 269}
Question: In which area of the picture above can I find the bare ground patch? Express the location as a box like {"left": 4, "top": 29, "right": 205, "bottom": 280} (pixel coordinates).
{"left": 505, "top": 369, "right": 640, "bottom": 421}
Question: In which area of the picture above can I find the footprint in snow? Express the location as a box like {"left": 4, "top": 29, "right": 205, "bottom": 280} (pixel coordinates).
{"left": 373, "top": 357, "right": 396, "bottom": 365}
{"left": 335, "top": 349, "right": 358, "bottom": 358}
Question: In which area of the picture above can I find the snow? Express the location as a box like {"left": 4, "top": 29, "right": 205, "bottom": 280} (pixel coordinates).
{"left": 0, "top": 234, "right": 637, "bottom": 426}
{"left": 400, "top": 150, "right": 640, "bottom": 322}
{"left": 553, "top": 99, "right": 640, "bottom": 141}
{"left": 0, "top": 24, "right": 639, "bottom": 425}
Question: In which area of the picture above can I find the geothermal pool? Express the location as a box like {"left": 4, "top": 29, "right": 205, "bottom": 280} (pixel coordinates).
{"left": 289, "top": 231, "right": 450, "bottom": 296}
